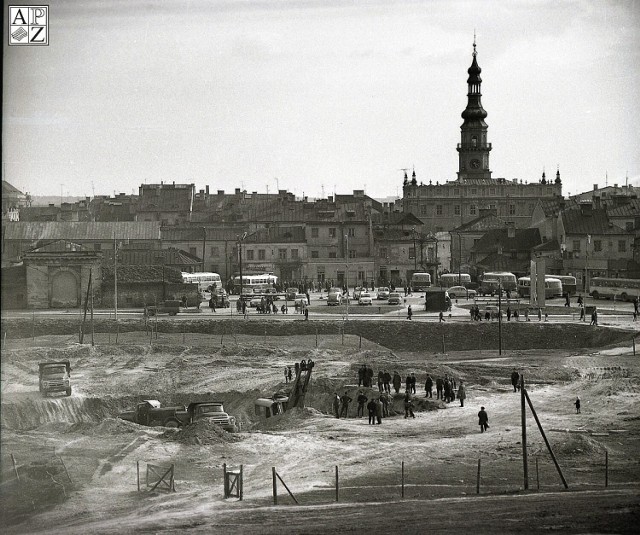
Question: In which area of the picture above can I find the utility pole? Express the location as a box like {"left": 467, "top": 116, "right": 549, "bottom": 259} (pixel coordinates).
{"left": 345, "top": 234, "right": 349, "bottom": 321}
{"left": 521, "top": 374, "right": 529, "bottom": 489}
{"left": 412, "top": 227, "right": 417, "bottom": 272}
{"left": 202, "top": 227, "right": 206, "bottom": 272}
{"left": 458, "top": 232, "right": 462, "bottom": 285}
{"left": 114, "top": 236, "right": 118, "bottom": 321}
{"left": 498, "top": 281, "right": 502, "bottom": 355}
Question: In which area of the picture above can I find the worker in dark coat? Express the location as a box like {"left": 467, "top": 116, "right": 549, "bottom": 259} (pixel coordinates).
{"left": 436, "top": 377, "right": 444, "bottom": 400}
{"left": 425, "top": 374, "right": 433, "bottom": 398}
{"left": 358, "top": 365, "right": 365, "bottom": 386}
{"left": 380, "top": 392, "right": 390, "bottom": 417}
{"left": 356, "top": 391, "right": 368, "bottom": 418}
{"left": 457, "top": 381, "right": 467, "bottom": 407}
{"left": 367, "top": 399, "right": 377, "bottom": 425}
{"left": 511, "top": 369, "right": 520, "bottom": 392}
{"left": 340, "top": 392, "right": 352, "bottom": 418}
{"left": 332, "top": 393, "right": 341, "bottom": 418}
{"left": 377, "top": 370, "right": 384, "bottom": 392}
{"left": 375, "top": 398, "right": 383, "bottom": 424}
{"left": 404, "top": 392, "right": 415, "bottom": 419}
{"left": 392, "top": 371, "right": 402, "bottom": 393}
{"left": 478, "top": 406, "right": 489, "bottom": 432}
{"left": 383, "top": 371, "right": 392, "bottom": 393}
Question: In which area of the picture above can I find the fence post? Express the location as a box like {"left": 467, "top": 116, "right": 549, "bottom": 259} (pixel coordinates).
{"left": 605, "top": 450, "right": 609, "bottom": 488}
{"left": 536, "top": 457, "right": 540, "bottom": 491}
{"left": 359, "top": 334, "right": 362, "bottom": 349}
{"left": 401, "top": 461, "right": 405, "bottom": 498}
{"left": 137, "top": 461, "right": 140, "bottom": 491}
{"left": 272, "top": 467, "right": 278, "bottom": 505}
{"left": 239, "top": 464, "right": 243, "bottom": 500}
{"left": 442, "top": 334, "right": 445, "bottom": 354}
{"left": 316, "top": 328, "right": 318, "bottom": 348}
{"left": 633, "top": 337, "right": 636, "bottom": 356}
{"left": 476, "top": 458, "right": 481, "bottom": 494}
{"left": 335, "top": 465, "right": 339, "bottom": 502}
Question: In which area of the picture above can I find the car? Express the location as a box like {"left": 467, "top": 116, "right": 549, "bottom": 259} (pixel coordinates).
{"left": 358, "top": 292, "right": 373, "bottom": 305}
{"left": 294, "top": 293, "right": 309, "bottom": 307}
{"left": 285, "top": 287, "right": 299, "bottom": 300}
{"left": 327, "top": 291, "right": 342, "bottom": 306}
{"left": 387, "top": 292, "right": 402, "bottom": 305}
{"left": 446, "top": 286, "right": 477, "bottom": 299}
{"left": 353, "top": 287, "right": 364, "bottom": 299}
{"left": 376, "top": 287, "right": 390, "bottom": 300}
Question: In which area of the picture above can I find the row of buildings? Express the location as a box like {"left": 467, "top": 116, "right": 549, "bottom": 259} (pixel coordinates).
{"left": 2, "top": 43, "right": 638, "bottom": 308}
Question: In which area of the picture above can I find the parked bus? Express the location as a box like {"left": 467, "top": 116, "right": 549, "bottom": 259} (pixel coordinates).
{"left": 553, "top": 275, "right": 577, "bottom": 296}
{"left": 589, "top": 277, "right": 640, "bottom": 302}
{"left": 410, "top": 272, "right": 432, "bottom": 292}
{"left": 181, "top": 272, "right": 222, "bottom": 292}
{"left": 439, "top": 273, "right": 472, "bottom": 288}
{"left": 232, "top": 273, "right": 279, "bottom": 294}
{"left": 517, "top": 276, "right": 563, "bottom": 299}
{"left": 478, "top": 272, "right": 517, "bottom": 295}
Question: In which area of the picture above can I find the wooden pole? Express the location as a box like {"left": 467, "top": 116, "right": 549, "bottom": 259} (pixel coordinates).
{"left": 223, "top": 463, "right": 227, "bottom": 497}
{"left": 80, "top": 269, "right": 92, "bottom": 344}
{"left": 536, "top": 457, "right": 540, "bottom": 491}
{"left": 476, "top": 458, "right": 481, "bottom": 494}
{"left": 316, "top": 328, "right": 318, "bottom": 348}
{"left": 90, "top": 277, "right": 94, "bottom": 347}
{"left": 275, "top": 471, "right": 299, "bottom": 504}
{"left": 442, "top": 334, "right": 445, "bottom": 354}
{"left": 240, "top": 464, "right": 243, "bottom": 501}
{"left": 605, "top": 450, "right": 609, "bottom": 488}
{"left": 521, "top": 375, "right": 529, "bottom": 490}
{"left": 32, "top": 309, "right": 35, "bottom": 342}
{"left": 137, "top": 461, "right": 140, "bottom": 492}
{"left": 272, "top": 467, "right": 278, "bottom": 505}
{"left": 155, "top": 296, "right": 158, "bottom": 339}
{"left": 335, "top": 465, "right": 339, "bottom": 502}
{"left": 401, "top": 461, "right": 405, "bottom": 498}
{"left": 523, "top": 389, "right": 568, "bottom": 489}
{"left": 359, "top": 334, "right": 362, "bottom": 348}
{"left": 633, "top": 337, "right": 636, "bottom": 356}
{"left": 11, "top": 454, "right": 20, "bottom": 481}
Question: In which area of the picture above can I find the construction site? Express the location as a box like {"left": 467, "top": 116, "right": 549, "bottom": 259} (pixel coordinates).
{"left": 1, "top": 317, "right": 639, "bottom": 534}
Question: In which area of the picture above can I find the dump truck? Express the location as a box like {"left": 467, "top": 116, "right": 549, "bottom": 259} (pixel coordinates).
{"left": 118, "top": 400, "right": 237, "bottom": 431}
{"left": 39, "top": 361, "right": 72, "bottom": 397}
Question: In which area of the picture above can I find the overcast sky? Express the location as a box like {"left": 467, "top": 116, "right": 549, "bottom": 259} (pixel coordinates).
{"left": 3, "top": 0, "right": 639, "bottom": 200}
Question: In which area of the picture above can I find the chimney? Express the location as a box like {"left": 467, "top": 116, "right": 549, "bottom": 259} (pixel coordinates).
{"left": 218, "top": 190, "right": 224, "bottom": 196}
{"left": 327, "top": 195, "right": 333, "bottom": 202}
{"left": 593, "top": 183, "right": 598, "bottom": 191}
{"left": 206, "top": 185, "right": 210, "bottom": 195}
{"left": 235, "top": 188, "right": 240, "bottom": 195}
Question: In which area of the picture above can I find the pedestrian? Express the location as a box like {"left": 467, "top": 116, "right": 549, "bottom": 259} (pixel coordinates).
{"left": 590, "top": 307, "right": 598, "bottom": 326}
{"left": 634, "top": 297, "right": 639, "bottom": 316}
{"left": 294, "top": 362, "right": 300, "bottom": 376}
{"left": 524, "top": 308, "right": 530, "bottom": 321}
{"left": 436, "top": 376, "right": 444, "bottom": 400}
{"left": 511, "top": 369, "right": 520, "bottom": 392}
{"left": 366, "top": 366, "right": 374, "bottom": 388}
{"left": 284, "top": 366, "right": 289, "bottom": 383}
{"left": 358, "top": 365, "right": 365, "bottom": 387}
{"left": 565, "top": 293, "right": 571, "bottom": 307}
{"left": 577, "top": 295, "right": 584, "bottom": 307}
{"left": 410, "top": 372, "right": 417, "bottom": 394}
{"left": 375, "top": 397, "right": 383, "bottom": 424}
{"left": 407, "top": 305, "right": 412, "bottom": 320}
{"left": 181, "top": 295, "right": 188, "bottom": 308}
{"left": 574, "top": 396, "right": 581, "bottom": 414}
{"left": 392, "top": 371, "right": 402, "bottom": 393}
{"left": 439, "top": 311, "right": 445, "bottom": 322}
{"left": 506, "top": 306, "right": 511, "bottom": 321}
{"left": 380, "top": 392, "right": 390, "bottom": 417}
{"left": 457, "top": 381, "right": 466, "bottom": 407}
{"left": 405, "top": 373, "right": 411, "bottom": 393}
{"left": 340, "top": 391, "right": 352, "bottom": 418}
{"left": 378, "top": 370, "right": 384, "bottom": 392}
{"left": 404, "top": 392, "right": 415, "bottom": 419}
{"left": 332, "top": 393, "right": 341, "bottom": 418}
{"left": 304, "top": 308, "right": 309, "bottom": 321}
{"left": 209, "top": 297, "right": 216, "bottom": 313}
{"left": 287, "top": 367, "right": 292, "bottom": 382}
{"left": 425, "top": 374, "right": 433, "bottom": 398}
{"left": 367, "top": 399, "right": 377, "bottom": 424}
{"left": 357, "top": 391, "right": 368, "bottom": 418}
{"left": 383, "top": 370, "right": 391, "bottom": 393}
{"left": 443, "top": 377, "right": 451, "bottom": 403}
{"left": 538, "top": 308, "right": 542, "bottom": 322}
{"left": 579, "top": 303, "right": 585, "bottom": 321}
{"left": 478, "top": 406, "right": 489, "bottom": 432}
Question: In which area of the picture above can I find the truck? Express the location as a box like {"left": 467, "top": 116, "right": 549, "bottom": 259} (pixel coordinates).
{"left": 118, "top": 400, "right": 237, "bottom": 432}
{"left": 39, "top": 361, "right": 72, "bottom": 397}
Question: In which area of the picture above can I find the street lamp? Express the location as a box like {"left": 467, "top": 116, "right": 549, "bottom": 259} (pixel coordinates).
{"left": 237, "top": 232, "right": 248, "bottom": 298}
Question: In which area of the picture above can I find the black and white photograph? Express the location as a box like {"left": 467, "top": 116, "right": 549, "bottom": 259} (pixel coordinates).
{"left": 2, "top": 1, "right": 639, "bottom": 533}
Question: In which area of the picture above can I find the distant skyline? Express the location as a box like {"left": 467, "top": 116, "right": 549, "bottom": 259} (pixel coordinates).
{"left": 3, "top": 0, "right": 639, "bottom": 200}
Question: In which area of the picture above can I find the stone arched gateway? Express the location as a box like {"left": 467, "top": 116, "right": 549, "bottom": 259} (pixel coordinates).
{"left": 50, "top": 269, "right": 80, "bottom": 308}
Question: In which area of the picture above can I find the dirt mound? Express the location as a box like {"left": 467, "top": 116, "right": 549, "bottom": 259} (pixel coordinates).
{"left": 543, "top": 433, "right": 607, "bottom": 456}
{"left": 252, "top": 407, "right": 327, "bottom": 431}
{"left": 160, "top": 419, "right": 243, "bottom": 445}
{"left": 66, "top": 417, "right": 141, "bottom": 436}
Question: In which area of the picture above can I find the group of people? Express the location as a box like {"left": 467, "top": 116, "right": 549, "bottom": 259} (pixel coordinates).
{"left": 424, "top": 374, "right": 466, "bottom": 406}
{"left": 333, "top": 389, "right": 418, "bottom": 422}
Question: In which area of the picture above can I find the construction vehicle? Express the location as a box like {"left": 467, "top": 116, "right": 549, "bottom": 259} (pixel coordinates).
{"left": 39, "top": 361, "right": 72, "bottom": 397}
{"left": 287, "top": 359, "right": 315, "bottom": 409}
{"left": 254, "top": 393, "right": 289, "bottom": 419}
{"left": 118, "top": 400, "right": 237, "bottom": 431}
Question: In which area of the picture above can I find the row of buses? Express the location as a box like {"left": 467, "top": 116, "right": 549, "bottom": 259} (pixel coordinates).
{"left": 181, "top": 272, "right": 279, "bottom": 295}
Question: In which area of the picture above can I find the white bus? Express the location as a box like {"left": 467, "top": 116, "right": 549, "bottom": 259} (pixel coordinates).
{"left": 233, "top": 273, "right": 279, "bottom": 294}
{"left": 410, "top": 272, "right": 432, "bottom": 292}
{"left": 439, "top": 273, "right": 471, "bottom": 287}
{"left": 553, "top": 275, "right": 577, "bottom": 296}
{"left": 181, "top": 272, "right": 222, "bottom": 292}
{"left": 517, "top": 276, "right": 563, "bottom": 299}
{"left": 479, "top": 272, "right": 517, "bottom": 295}
{"left": 589, "top": 277, "right": 640, "bottom": 302}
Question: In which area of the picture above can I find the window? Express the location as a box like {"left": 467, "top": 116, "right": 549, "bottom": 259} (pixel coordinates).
{"left": 349, "top": 250, "right": 357, "bottom": 259}
{"left": 471, "top": 188, "right": 477, "bottom": 195}
{"left": 454, "top": 205, "right": 460, "bottom": 216}
{"left": 593, "top": 240, "right": 602, "bottom": 252}
{"left": 436, "top": 205, "right": 443, "bottom": 215}
{"left": 358, "top": 271, "right": 365, "bottom": 280}
{"left": 311, "top": 227, "right": 319, "bottom": 238}
{"left": 329, "top": 228, "right": 336, "bottom": 238}
{"left": 210, "top": 246, "right": 219, "bottom": 256}
{"left": 278, "top": 249, "right": 287, "bottom": 259}
{"left": 409, "top": 247, "right": 416, "bottom": 259}
{"left": 489, "top": 188, "right": 496, "bottom": 195}
{"left": 379, "top": 247, "right": 387, "bottom": 258}
{"left": 258, "top": 249, "right": 265, "bottom": 260}
{"left": 291, "top": 249, "right": 298, "bottom": 259}
{"left": 573, "top": 240, "right": 581, "bottom": 252}
{"left": 471, "top": 136, "right": 477, "bottom": 147}
{"left": 311, "top": 250, "right": 319, "bottom": 259}
{"left": 420, "top": 205, "right": 427, "bottom": 215}
{"left": 246, "top": 250, "right": 254, "bottom": 260}
{"left": 618, "top": 240, "right": 627, "bottom": 253}
{"left": 348, "top": 228, "right": 355, "bottom": 237}
{"left": 470, "top": 205, "right": 477, "bottom": 216}
{"left": 329, "top": 251, "right": 337, "bottom": 258}
{"left": 509, "top": 205, "right": 516, "bottom": 215}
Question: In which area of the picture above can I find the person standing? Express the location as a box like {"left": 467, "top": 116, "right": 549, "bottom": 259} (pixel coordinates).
{"left": 375, "top": 397, "right": 383, "bottom": 424}
{"left": 392, "top": 371, "right": 402, "bottom": 394}
{"left": 436, "top": 376, "right": 444, "bottom": 400}
{"left": 340, "top": 392, "right": 352, "bottom": 418}
{"left": 443, "top": 377, "right": 451, "bottom": 403}
{"left": 284, "top": 366, "right": 289, "bottom": 383}
{"left": 367, "top": 399, "right": 377, "bottom": 425}
{"left": 377, "top": 370, "right": 384, "bottom": 392}
{"left": 404, "top": 392, "right": 415, "bottom": 419}
{"left": 380, "top": 392, "right": 390, "bottom": 417}
{"left": 457, "top": 381, "right": 466, "bottom": 407}
{"left": 357, "top": 391, "right": 368, "bottom": 418}
{"left": 564, "top": 293, "right": 571, "bottom": 307}
{"left": 478, "top": 406, "right": 489, "bottom": 432}
{"left": 383, "top": 370, "right": 391, "bottom": 393}
{"left": 634, "top": 297, "right": 639, "bottom": 317}
{"left": 574, "top": 396, "right": 581, "bottom": 414}
{"left": 358, "top": 365, "right": 365, "bottom": 387}
{"left": 590, "top": 307, "right": 598, "bottom": 326}
{"left": 410, "top": 373, "right": 417, "bottom": 394}
{"left": 425, "top": 374, "right": 433, "bottom": 398}
{"left": 366, "top": 366, "right": 374, "bottom": 388}
{"left": 506, "top": 306, "right": 511, "bottom": 321}
{"left": 287, "top": 367, "right": 292, "bottom": 383}
{"left": 405, "top": 373, "right": 411, "bottom": 393}
{"left": 407, "top": 305, "right": 412, "bottom": 320}
{"left": 579, "top": 303, "right": 585, "bottom": 321}
{"left": 332, "top": 393, "right": 341, "bottom": 418}
{"left": 511, "top": 369, "right": 520, "bottom": 392}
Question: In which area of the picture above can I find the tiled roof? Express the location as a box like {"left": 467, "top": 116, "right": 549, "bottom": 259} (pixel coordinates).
{"left": 3, "top": 221, "right": 161, "bottom": 241}
{"left": 27, "top": 240, "right": 86, "bottom": 253}
{"left": 606, "top": 199, "right": 640, "bottom": 218}
{"left": 454, "top": 214, "right": 507, "bottom": 233}
{"left": 476, "top": 252, "right": 530, "bottom": 273}
{"left": 532, "top": 238, "right": 560, "bottom": 252}
{"left": 2, "top": 180, "right": 25, "bottom": 196}
{"left": 472, "top": 228, "right": 541, "bottom": 253}
{"left": 562, "top": 207, "right": 628, "bottom": 235}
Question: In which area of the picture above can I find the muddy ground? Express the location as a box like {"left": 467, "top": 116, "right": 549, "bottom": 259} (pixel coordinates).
{"left": 1, "top": 322, "right": 639, "bottom": 534}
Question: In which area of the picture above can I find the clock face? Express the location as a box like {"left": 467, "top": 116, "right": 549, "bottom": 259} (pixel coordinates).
{"left": 470, "top": 159, "right": 481, "bottom": 169}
